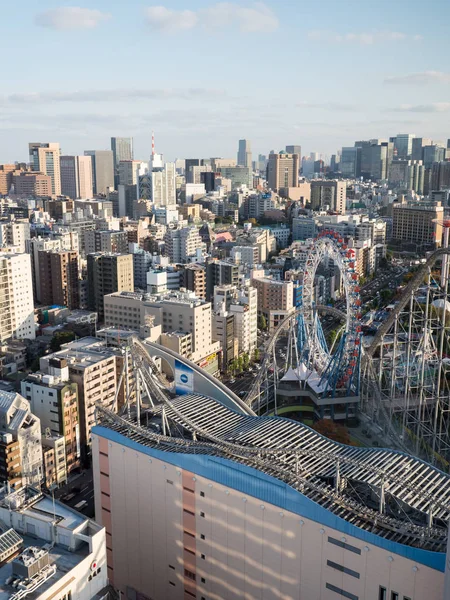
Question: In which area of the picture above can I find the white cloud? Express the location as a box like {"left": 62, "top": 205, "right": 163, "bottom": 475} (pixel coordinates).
{"left": 144, "top": 7, "right": 198, "bottom": 32}
{"left": 393, "top": 103, "right": 450, "bottom": 113}
{"left": 35, "top": 7, "right": 111, "bottom": 30}
{"left": 1, "top": 88, "right": 226, "bottom": 105}
{"left": 308, "top": 29, "right": 421, "bottom": 45}
{"left": 145, "top": 2, "right": 279, "bottom": 33}
{"left": 385, "top": 71, "right": 450, "bottom": 85}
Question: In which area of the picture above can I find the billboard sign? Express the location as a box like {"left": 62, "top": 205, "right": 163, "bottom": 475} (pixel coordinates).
{"left": 175, "top": 359, "right": 194, "bottom": 395}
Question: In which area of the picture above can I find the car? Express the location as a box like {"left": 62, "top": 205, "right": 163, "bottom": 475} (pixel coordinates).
{"left": 239, "top": 391, "right": 246, "bottom": 397}
{"left": 74, "top": 500, "right": 88, "bottom": 511}
{"left": 229, "top": 379, "right": 236, "bottom": 384}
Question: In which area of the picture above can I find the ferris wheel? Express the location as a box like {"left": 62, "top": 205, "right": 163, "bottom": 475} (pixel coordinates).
{"left": 299, "top": 232, "right": 362, "bottom": 397}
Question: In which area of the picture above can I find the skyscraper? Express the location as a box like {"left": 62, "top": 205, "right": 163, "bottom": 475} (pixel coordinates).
{"left": 393, "top": 134, "right": 415, "bottom": 159}
{"left": 340, "top": 147, "right": 361, "bottom": 178}
{"left": 60, "top": 155, "right": 93, "bottom": 199}
{"left": 267, "top": 152, "right": 300, "bottom": 192}
{"left": 38, "top": 250, "right": 80, "bottom": 310}
{"left": 84, "top": 150, "right": 114, "bottom": 195}
{"left": 237, "top": 139, "right": 252, "bottom": 168}
{"left": 111, "top": 137, "right": 133, "bottom": 167}
{"left": 286, "top": 144, "right": 302, "bottom": 156}
{"left": 28, "top": 142, "right": 61, "bottom": 195}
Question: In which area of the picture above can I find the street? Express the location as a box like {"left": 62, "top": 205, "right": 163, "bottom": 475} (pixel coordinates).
{"left": 54, "top": 469, "right": 95, "bottom": 518}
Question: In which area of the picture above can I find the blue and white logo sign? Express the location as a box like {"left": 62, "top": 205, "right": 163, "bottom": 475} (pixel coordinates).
{"left": 175, "top": 359, "right": 194, "bottom": 395}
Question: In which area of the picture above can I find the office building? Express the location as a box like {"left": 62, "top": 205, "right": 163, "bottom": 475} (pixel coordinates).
{"left": 340, "top": 147, "right": 361, "bottom": 178}
{"left": 423, "top": 145, "right": 446, "bottom": 169}
{"left": 286, "top": 144, "right": 302, "bottom": 157}
{"left": 21, "top": 359, "right": 80, "bottom": 476}
{"left": 206, "top": 260, "right": 239, "bottom": 301}
{"left": 87, "top": 253, "right": 134, "bottom": 320}
{"left": 84, "top": 150, "right": 114, "bottom": 195}
{"left": 411, "top": 137, "right": 432, "bottom": 161}
{"left": 392, "top": 133, "right": 415, "bottom": 158}
{"left": 28, "top": 142, "right": 61, "bottom": 195}
{"left": 60, "top": 155, "right": 93, "bottom": 199}
{"left": 237, "top": 139, "right": 252, "bottom": 168}
{"left": 0, "top": 391, "right": 42, "bottom": 487}
{"left": 13, "top": 171, "right": 52, "bottom": 197}
{"left": 0, "top": 164, "right": 16, "bottom": 195}
{"left": 0, "top": 484, "right": 107, "bottom": 598}
{"left": 85, "top": 230, "right": 128, "bottom": 255}
{"left": 0, "top": 218, "right": 30, "bottom": 252}
{"left": 392, "top": 201, "right": 444, "bottom": 249}
{"left": 215, "top": 166, "right": 252, "bottom": 190}
{"left": 310, "top": 180, "right": 346, "bottom": 214}
{"left": 164, "top": 227, "right": 206, "bottom": 263}
{"left": 118, "top": 160, "right": 146, "bottom": 186}
{"left": 0, "top": 252, "right": 35, "bottom": 342}
{"left": 267, "top": 152, "right": 300, "bottom": 192}
{"left": 38, "top": 249, "right": 79, "bottom": 309}
{"left": 111, "top": 136, "right": 133, "bottom": 166}
{"left": 213, "top": 308, "right": 237, "bottom": 371}
{"left": 182, "top": 264, "right": 207, "bottom": 299}
{"left": 293, "top": 216, "right": 317, "bottom": 241}
{"left": 431, "top": 161, "right": 450, "bottom": 191}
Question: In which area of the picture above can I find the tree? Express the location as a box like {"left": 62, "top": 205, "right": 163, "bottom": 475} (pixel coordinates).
{"left": 313, "top": 419, "right": 355, "bottom": 445}
{"left": 253, "top": 348, "right": 260, "bottom": 362}
{"left": 50, "top": 331, "right": 75, "bottom": 352}
{"left": 237, "top": 356, "right": 244, "bottom": 373}
{"left": 258, "top": 314, "right": 267, "bottom": 331}
{"left": 242, "top": 353, "right": 250, "bottom": 370}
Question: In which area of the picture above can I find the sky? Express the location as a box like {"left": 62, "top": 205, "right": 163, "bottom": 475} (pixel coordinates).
{"left": 1, "top": 0, "right": 450, "bottom": 163}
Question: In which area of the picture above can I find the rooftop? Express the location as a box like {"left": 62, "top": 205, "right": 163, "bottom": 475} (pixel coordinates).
{"left": 97, "top": 394, "right": 450, "bottom": 554}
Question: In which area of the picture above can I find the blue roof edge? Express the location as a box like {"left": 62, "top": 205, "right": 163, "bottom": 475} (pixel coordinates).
{"left": 93, "top": 425, "right": 446, "bottom": 573}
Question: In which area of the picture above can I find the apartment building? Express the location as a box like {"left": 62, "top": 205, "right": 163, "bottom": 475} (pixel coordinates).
{"left": 87, "top": 253, "right": 134, "bottom": 321}
{"left": 0, "top": 218, "right": 30, "bottom": 252}
{"left": 229, "top": 284, "right": 258, "bottom": 355}
{"left": 42, "top": 434, "right": 67, "bottom": 488}
{"left": 310, "top": 180, "right": 347, "bottom": 214}
{"left": 392, "top": 201, "right": 444, "bottom": 248}
{"left": 164, "top": 227, "right": 206, "bottom": 263}
{"left": 40, "top": 344, "right": 118, "bottom": 454}
{"left": 0, "top": 252, "right": 35, "bottom": 342}
{"left": 182, "top": 264, "right": 207, "bottom": 299}
{"left": 26, "top": 237, "right": 62, "bottom": 302}
{"left": 205, "top": 260, "right": 239, "bottom": 301}
{"left": 230, "top": 245, "right": 259, "bottom": 266}
{"left": 85, "top": 230, "right": 128, "bottom": 255}
{"left": 38, "top": 249, "right": 80, "bottom": 309}
{"left": 212, "top": 309, "right": 237, "bottom": 371}
{"left": 0, "top": 164, "right": 16, "bottom": 195}
{"left": 0, "top": 391, "right": 42, "bottom": 488}
{"left": 21, "top": 357, "right": 80, "bottom": 475}
{"left": 251, "top": 276, "right": 294, "bottom": 331}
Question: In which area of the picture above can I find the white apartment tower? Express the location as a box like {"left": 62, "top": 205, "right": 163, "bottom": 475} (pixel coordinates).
{"left": 0, "top": 219, "right": 30, "bottom": 253}
{"left": 164, "top": 227, "right": 206, "bottom": 263}
{"left": 0, "top": 252, "right": 35, "bottom": 342}
{"left": 230, "top": 284, "right": 258, "bottom": 355}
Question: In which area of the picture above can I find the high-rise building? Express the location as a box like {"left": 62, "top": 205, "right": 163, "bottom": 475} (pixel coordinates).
{"left": 0, "top": 218, "right": 30, "bottom": 252}
{"left": 393, "top": 133, "right": 415, "bottom": 158}
{"left": 431, "top": 161, "right": 450, "bottom": 191}
{"left": 38, "top": 250, "right": 80, "bottom": 309}
{"left": 111, "top": 136, "right": 133, "bottom": 166}
{"left": 237, "top": 139, "right": 252, "bottom": 168}
{"left": 213, "top": 307, "right": 237, "bottom": 371}
{"left": 118, "top": 160, "right": 147, "bottom": 186}
{"left": 60, "top": 155, "right": 93, "bottom": 199}
{"left": 164, "top": 227, "right": 206, "bottom": 263}
{"left": 267, "top": 152, "right": 300, "bottom": 192}
{"left": 182, "top": 264, "right": 207, "bottom": 299}
{"left": 251, "top": 276, "right": 294, "bottom": 330}
{"left": 0, "top": 164, "right": 17, "bottom": 195}
{"left": 206, "top": 260, "right": 239, "bottom": 301}
{"left": 340, "top": 147, "right": 361, "bottom": 178}
{"left": 26, "top": 237, "right": 62, "bottom": 302}
{"left": 84, "top": 230, "right": 129, "bottom": 255}
{"left": 13, "top": 171, "right": 52, "bottom": 196}
{"left": 0, "top": 252, "right": 35, "bottom": 342}
{"left": 392, "top": 201, "right": 443, "bottom": 248}
{"left": 310, "top": 181, "right": 347, "bottom": 214}
{"left": 87, "top": 253, "right": 134, "bottom": 320}
{"left": 84, "top": 150, "right": 114, "bottom": 195}
{"left": 229, "top": 283, "right": 258, "bottom": 355}
{"left": 411, "top": 137, "right": 432, "bottom": 161}
{"left": 150, "top": 161, "right": 177, "bottom": 205}
{"left": 215, "top": 166, "right": 252, "bottom": 190}
{"left": 286, "top": 144, "right": 302, "bottom": 157}
{"left": 28, "top": 142, "right": 61, "bottom": 195}
{"left": 423, "top": 145, "right": 446, "bottom": 169}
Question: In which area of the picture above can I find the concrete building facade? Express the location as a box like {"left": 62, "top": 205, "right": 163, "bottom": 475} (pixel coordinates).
{"left": 87, "top": 253, "right": 134, "bottom": 321}
{"left": 29, "top": 142, "right": 61, "bottom": 195}
{"left": 0, "top": 252, "right": 35, "bottom": 342}
{"left": 267, "top": 152, "right": 300, "bottom": 192}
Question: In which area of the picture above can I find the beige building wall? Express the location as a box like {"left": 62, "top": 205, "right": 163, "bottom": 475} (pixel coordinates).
{"left": 267, "top": 153, "right": 299, "bottom": 192}
{"left": 29, "top": 142, "right": 61, "bottom": 195}
{"left": 78, "top": 155, "right": 93, "bottom": 198}
{"left": 93, "top": 433, "right": 446, "bottom": 600}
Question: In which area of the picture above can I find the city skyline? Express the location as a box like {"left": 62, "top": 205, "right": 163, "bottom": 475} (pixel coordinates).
{"left": 2, "top": 0, "right": 450, "bottom": 162}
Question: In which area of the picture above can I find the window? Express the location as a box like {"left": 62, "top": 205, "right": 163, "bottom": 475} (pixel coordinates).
{"left": 200, "top": 491, "right": 205, "bottom": 497}
{"left": 184, "top": 509, "right": 195, "bottom": 517}
{"left": 185, "top": 548, "right": 195, "bottom": 556}
{"left": 201, "top": 554, "right": 205, "bottom": 560}
{"left": 325, "top": 583, "right": 358, "bottom": 600}
{"left": 169, "top": 564, "right": 175, "bottom": 570}
{"left": 201, "top": 577, "right": 206, "bottom": 583}
{"left": 184, "top": 486, "right": 194, "bottom": 493}
{"left": 379, "top": 588, "right": 387, "bottom": 600}
{"left": 185, "top": 592, "right": 196, "bottom": 599}
{"left": 166, "top": 479, "right": 173, "bottom": 485}
{"left": 169, "top": 581, "right": 175, "bottom": 587}
{"left": 391, "top": 594, "right": 398, "bottom": 600}
{"left": 185, "top": 530, "right": 195, "bottom": 538}
{"left": 184, "top": 569, "right": 196, "bottom": 581}
{"left": 200, "top": 534, "right": 205, "bottom": 540}
{"left": 327, "top": 560, "right": 360, "bottom": 579}
{"left": 200, "top": 512, "right": 205, "bottom": 518}
{"left": 328, "top": 537, "right": 361, "bottom": 555}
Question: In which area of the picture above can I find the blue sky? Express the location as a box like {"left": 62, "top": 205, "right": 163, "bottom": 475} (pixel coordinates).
{"left": 1, "top": 0, "right": 450, "bottom": 163}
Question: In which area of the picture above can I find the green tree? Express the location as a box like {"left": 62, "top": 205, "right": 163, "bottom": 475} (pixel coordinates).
{"left": 50, "top": 331, "right": 75, "bottom": 352}
{"left": 258, "top": 314, "right": 267, "bottom": 331}
{"left": 253, "top": 348, "right": 260, "bottom": 362}
{"left": 237, "top": 356, "right": 244, "bottom": 373}
{"left": 242, "top": 353, "right": 250, "bottom": 370}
